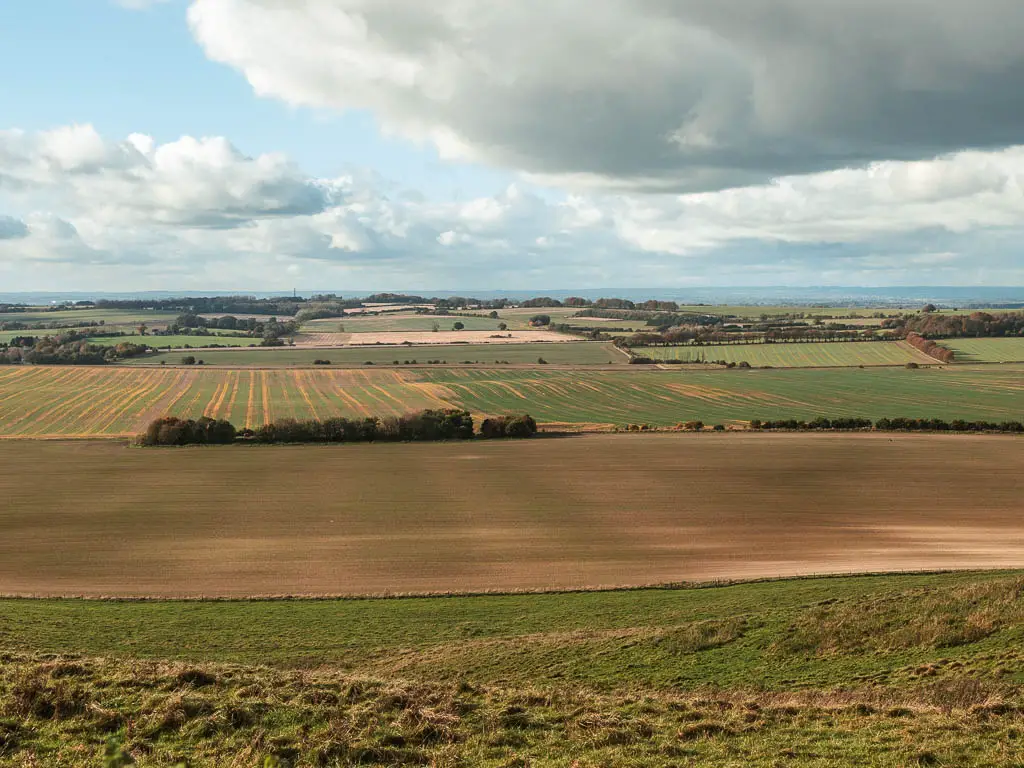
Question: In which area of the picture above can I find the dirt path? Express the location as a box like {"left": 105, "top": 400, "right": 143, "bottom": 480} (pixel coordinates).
{"left": 1, "top": 434, "right": 1022, "bottom": 597}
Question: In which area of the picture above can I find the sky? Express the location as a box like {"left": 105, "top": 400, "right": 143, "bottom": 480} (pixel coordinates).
{"left": 2, "top": 0, "right": 1024, "bottom": 292}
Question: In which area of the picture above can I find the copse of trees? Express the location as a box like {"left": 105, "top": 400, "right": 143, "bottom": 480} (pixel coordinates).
{"left": 0, "top": 334, "right": 150, "bottom": 365}
{"left": 520, "top": 297, "right": 563, "bottom": 308}
{"left": 529, "top": 314, "right": 552, "bottom": 327}
{"left": 138, "top": 409, "right": 539, "bottom": 446}
{"left": 480, "top": 413, "right": 539, "bottom": 438}
{"left": 139, "top": 416, "right": 237, "bottom": 446}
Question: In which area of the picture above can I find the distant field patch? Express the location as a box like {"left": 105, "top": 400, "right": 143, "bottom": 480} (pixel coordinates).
{"left": 296, "top": 329, "right": 574, "bottom": 346}
{"left": 122, "top": 342, "right": 627, "bottom": 367}
{"left": 637, "top": 340, "right": 936, "bottom": 367}
{"left": 944, "top": 337, "right": 1024, "bottom": 363}
{"left": 303, "top": 313, "right": 505, "bottom": 333}
{"left": 0, "top": 308, "right": 178, "bottom": 325}
{"left": 86, "top": 333, "right": 252, "bottom": 349}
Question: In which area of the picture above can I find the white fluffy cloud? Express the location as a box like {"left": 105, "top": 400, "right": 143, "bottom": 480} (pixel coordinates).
{"left": 610, "top": 146, "right": 1024, "bottom": 254}
{"left": 4, "top": 125, "right": 1024, "bottom": 288}
{"left": 0, "top": 125, "right": 329, "bottom": 228}
{"left": 187, "top": 0, "right": 1024, "bottom": 192}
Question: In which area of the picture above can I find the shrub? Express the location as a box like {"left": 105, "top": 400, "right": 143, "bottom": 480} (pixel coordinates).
{"left": 180, "top": 355, "right": 196, "bottom": 365}
{"left": 480, "top": 414, "right": 538, "bottom": 439}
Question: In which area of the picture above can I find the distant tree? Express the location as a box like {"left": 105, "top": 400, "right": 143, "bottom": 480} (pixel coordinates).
{"left": 453, "top": 321, "right": 465, "bottom": 331}
{"left": 529, "top": 314, "right": 551, "bottom": 327}
{"left": 498, "top": 322, "right": 508, "bottom": 331}
{"left": 537, "top": 357, "right": 548, "bottom": 364}
{"left": 922, "top": 304, "right": 937, "bottom": 313}
{"left": 136, "top": 323, "right": 148, "bottom": 336}
{"left": 488, "top": 310, "right": 499, "bottom": 319}
{"left": 180, "top": 355, "right": 196, "bottom": 365}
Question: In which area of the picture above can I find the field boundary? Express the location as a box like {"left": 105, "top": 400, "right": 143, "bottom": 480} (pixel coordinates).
{"left": 0, "top": 567, "right": 1018, "bottom": 603}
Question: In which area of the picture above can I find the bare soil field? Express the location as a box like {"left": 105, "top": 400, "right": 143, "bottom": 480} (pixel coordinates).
{"left": 1, "top": 434, "right": 1022, "bottom": 598}
{"left": 296, "top": 329, "right": 575, "bottom": 346}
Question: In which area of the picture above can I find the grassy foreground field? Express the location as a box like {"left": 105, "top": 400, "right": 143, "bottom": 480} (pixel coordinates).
{"left": 635, "top": 340, "right": 937, "bottom": 367}
{"left": 2, "top": 570, "right": 1023, "bottom": 765}
{"left": 1, "top": 364, "right": 1023, "bottom": 436}
{"left": 1, "top": 435, "right": 1023, "bottom": 597}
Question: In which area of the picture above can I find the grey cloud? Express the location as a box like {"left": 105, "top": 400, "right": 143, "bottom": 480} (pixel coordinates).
{"left": 0, "top": 216, "right": 29, "bottom": 240}
{"left": 189, "top": 0, "right": 1024, "bottom": 191}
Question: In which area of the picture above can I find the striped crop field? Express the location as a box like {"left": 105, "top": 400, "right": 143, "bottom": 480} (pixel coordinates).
{"left": 635, "top": 340, "right": 938, "bottom": 367}
{"left": 0, "top": 364, "right": 1023, "bottom": 437}
{"left": 943, "top": 337, "right": 1024, "bottom": 363}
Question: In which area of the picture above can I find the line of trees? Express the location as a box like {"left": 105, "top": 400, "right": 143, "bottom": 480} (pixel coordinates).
{"left": 749, "top": 417, "right": 1024, "bottom": 432}
{"left": 905, "top": 332, "right": 955, "bottom": 363}
{"left": 138, "top": 409, "right": 539, "bottom": 446}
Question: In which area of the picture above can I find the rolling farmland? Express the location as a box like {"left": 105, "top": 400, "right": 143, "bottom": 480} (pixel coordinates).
{"left": 1, "top": 364, "right": 1023, "bottom": 437}
{"left": 123, "top": 341, "right": 627, "bottom": 366}
{"left": 635, "top": 340, "right": 938, "bottom": 367}
{"left": 1, "top": 435, "right": 1023, "bottom": 597}
{"left": 943, "top": 337, "right": 1024, "bottom": 363}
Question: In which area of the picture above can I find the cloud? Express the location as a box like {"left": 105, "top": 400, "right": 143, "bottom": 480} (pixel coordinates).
{"left": 608, "top": 145, "right": 1024, "bottom": 254}
{"left": 0, "top": 125, "right": 330, "bottom": 228}
{"left": 5, "top": 124, "right": 1024, "bottom": 289}
{"left": 0, "top": 216, "right": 29, "bottom": 240}
{"left": 188, "top": 0, "right": 1024, "bottom": 192}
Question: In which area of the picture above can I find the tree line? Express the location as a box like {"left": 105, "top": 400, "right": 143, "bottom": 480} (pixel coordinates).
{"left": 139, "top": 410, "right": 538, "bottom": 446}
{"left": 904, "top": 332, "right": 955, "bottom": 363}
{"left": 749, "top": 417, "right": 1024, "bottom": 432}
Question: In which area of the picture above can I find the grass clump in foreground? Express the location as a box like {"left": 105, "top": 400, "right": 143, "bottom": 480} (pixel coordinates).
{"left": 2, "top": 572, "right": 1024, "bottom": 765}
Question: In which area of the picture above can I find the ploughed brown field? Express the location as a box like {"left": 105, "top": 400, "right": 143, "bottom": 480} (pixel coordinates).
{"left": 2, "top": 434, "right": 1023, "bottom": 597}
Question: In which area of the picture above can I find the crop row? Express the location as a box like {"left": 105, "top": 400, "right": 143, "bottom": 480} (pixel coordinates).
{"left": 0, "top": 364, "right": 1022, "bottom": 437}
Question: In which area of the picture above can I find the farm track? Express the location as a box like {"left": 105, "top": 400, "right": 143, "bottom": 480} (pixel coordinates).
{"left": 1, "top": 434, "right": 1023, "bottom": 597}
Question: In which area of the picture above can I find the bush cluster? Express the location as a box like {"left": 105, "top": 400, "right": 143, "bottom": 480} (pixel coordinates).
{"left": 139, "top": 416, "right": 237, "bottom": 445}
{"left": 479, "top": 413, "right": 539, "bottom": 438}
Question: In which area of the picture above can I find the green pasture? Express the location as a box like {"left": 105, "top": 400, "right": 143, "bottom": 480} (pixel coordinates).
{"left": 633, "top": 340, "right": 936, "bottom": 367}
{"left": 944, "top": 337, "right": 1024, "bottom": 363}
{"left": 2, "top": 572, "right": 1023, "bottom": 766}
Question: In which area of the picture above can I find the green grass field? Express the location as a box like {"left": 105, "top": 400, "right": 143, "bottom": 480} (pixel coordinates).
{"left": 634, "top": 340, "right": 937, "bottom": 367}
{"left": 0, "top": 308, "right": 179, "bottom": 326}
{"left": 86, "top": 333, "right": 254, "bottom": 349}
{"left": 944, "top": 337, "right": 1024, "bottom": 363}
{"left": 2, "top": 571, "right": 1023, "bottom": 765}
{"left": 122, "top": 342, "right": 626, "bottom": 367}
{"left": 0, "top": 364, "right": 1022, "bottom": 436}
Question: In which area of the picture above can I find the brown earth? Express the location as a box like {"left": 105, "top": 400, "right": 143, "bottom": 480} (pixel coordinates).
{"left": 295, "top": 330, "right": 575, "bottom": 346}
{"left": 1, "top": 434, "right": 1022, "bottom": 598}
